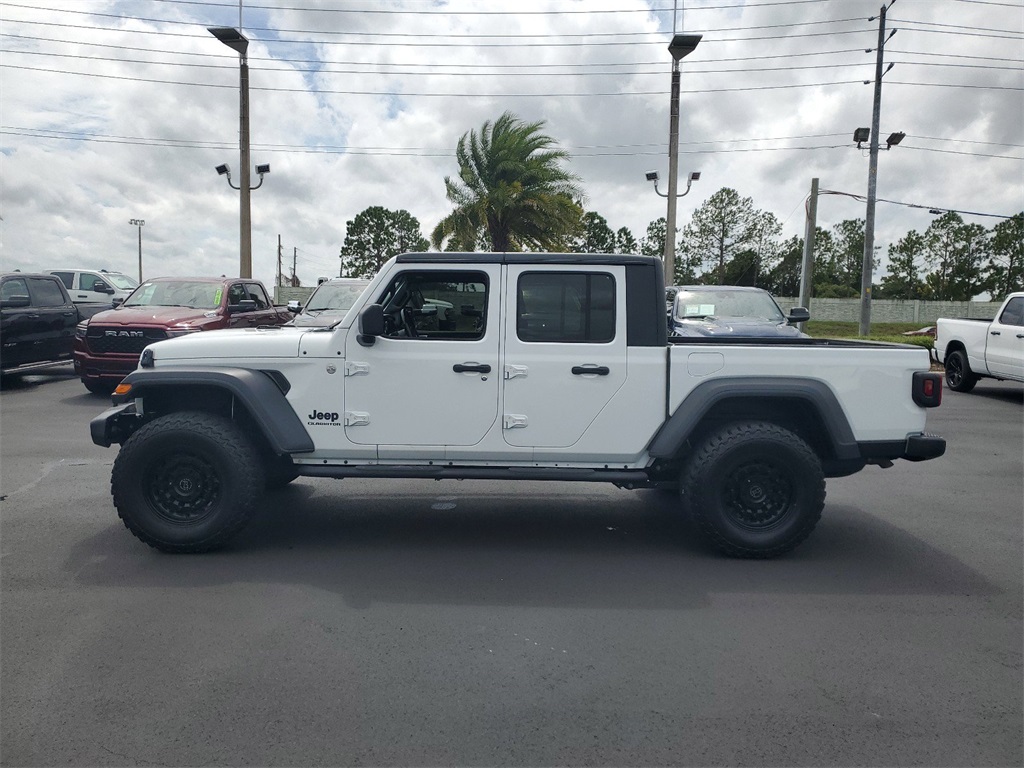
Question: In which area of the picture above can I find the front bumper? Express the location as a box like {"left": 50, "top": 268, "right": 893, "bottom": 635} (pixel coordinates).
{"left": 90, "top": 402, "right": 138, "bottom": 447}
{"left": 74, "top": 351, "right": 139, "bottom": 382}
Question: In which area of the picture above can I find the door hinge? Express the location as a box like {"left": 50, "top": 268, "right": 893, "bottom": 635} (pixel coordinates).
{"left": 504, "top": 364, "right": 529, "bottom": 380}
{"left": 344, "top": 411, "right": 370, "bottom": 426}
{"left": 503, "top": 414, "right": 528, "bottom": 429}
{"left": 345, "top": 361, "right": 370, "bottom": 376}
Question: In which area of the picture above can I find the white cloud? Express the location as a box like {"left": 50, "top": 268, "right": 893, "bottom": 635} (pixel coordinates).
{"left": 1, "top": 0, "right": 1020, "bottom": 290}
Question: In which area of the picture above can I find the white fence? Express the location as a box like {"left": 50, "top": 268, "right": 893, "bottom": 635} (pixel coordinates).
{"left": 775, "top": 297, "right": 1001, "bottom": 324}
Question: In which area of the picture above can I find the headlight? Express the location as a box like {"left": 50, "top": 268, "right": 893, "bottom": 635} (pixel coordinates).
{"left": 166, "top": 328, "right": 201, "bottom": 338}
{"left": 75, "top": 320, "right": 88, "bottom": 339}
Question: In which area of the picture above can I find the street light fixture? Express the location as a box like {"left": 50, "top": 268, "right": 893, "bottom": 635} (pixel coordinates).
{"left": 214, "top": 162, "right": 270, "bottom": 191}
{"left": 885, "top": 131, "right": 905, "bottom": 148}
{"left": 129, "top": 218, "right": 145, "bottom": 282}
{"left": 208, "top": 26, "right": 256, "bottom": 279}
{"left": 662, "top": 32, "right": 702, "bottom": 283}
{"left": 853, "top": 127, "right": 870, "bottom": 148}
{"left": 646, "top": 169, "right": 700, "bottom": 198}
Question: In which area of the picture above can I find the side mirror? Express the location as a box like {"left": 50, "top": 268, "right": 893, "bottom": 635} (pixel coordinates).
{"left": 228, "top": 299, "right": 258, "bottom": 314}
{"left": 357, "top": 303, "right": 385, "bottom": 346}
{"left": 788, "top": 307, "right": 810, "bottom": 324}
{"left": 112, "top": 297, "right": 124, "bottom": 307}
{"left": 1, "top": 295, "right": 31, "bottom": 308}
{"left": 93, "top": 281, "right": 115, "bottom": 294}
{"left": 287, "top": 300, "right": 302, "bottom": 313}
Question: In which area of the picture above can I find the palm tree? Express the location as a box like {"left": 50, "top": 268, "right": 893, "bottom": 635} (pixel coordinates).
{"left": 431, "top": 112, "right": 584, "bottom": 252}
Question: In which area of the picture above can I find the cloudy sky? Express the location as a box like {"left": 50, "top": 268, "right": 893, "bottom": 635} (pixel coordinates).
{"left": 1, "top": 0, "right": 1021, "bottom": 291}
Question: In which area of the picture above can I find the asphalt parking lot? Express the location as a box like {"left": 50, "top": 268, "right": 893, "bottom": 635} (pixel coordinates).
{"left": 1, "top": 365, "right": 1021, "bottom": 767}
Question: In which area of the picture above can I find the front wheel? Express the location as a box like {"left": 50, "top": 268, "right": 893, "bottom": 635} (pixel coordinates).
{"left": 681, "top": 421, "right": 825, "bottom": 558}
{"left": 944, "top": 349, "right": 978, "bottom": 393}
{"left": 111, "top": 411, "right": 263, "bottom": 552}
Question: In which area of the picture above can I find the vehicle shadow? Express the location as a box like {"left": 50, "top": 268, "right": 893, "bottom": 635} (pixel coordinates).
{"left": 0, "top": 365, "right": 76, "bottom": 391}
{"left": 966, "top": 384, "right": 1024, "bottom": 404}
{"left": 67, "top": 479, "right": 999, "bottom": 611}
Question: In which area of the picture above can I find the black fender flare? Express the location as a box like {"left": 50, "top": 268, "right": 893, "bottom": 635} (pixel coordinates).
{"left": 648, "top": 377, "right": 860, "bottom": 461}
{"left": 96, "top": 367, "right": 314, "bottom": 454}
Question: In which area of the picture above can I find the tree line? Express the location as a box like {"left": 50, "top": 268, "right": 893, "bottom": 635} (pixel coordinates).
{"left": 340, "top": 113, "right": 1023, "bottom": 301}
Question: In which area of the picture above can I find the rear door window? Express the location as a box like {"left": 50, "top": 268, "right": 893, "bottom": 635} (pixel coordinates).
{"left": 28, "top": 278, "right": 67, "bottom": 307}
{"left": 516, "top": 272, "right": 615, "bottom": 343}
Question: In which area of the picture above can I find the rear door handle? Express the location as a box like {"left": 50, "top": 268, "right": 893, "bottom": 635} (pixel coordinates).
{"left": 453, "top": 363, "right": 491, "bottom": 374}
{"left": 572, "top": 365, "right": 610, "bottom": 376}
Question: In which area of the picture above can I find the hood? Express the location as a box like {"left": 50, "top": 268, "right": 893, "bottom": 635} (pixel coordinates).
{"left": 87, "top": 304, "right": 223, "bottom": 327}
{"left": 672, "top": 317, "right": 806, "bottom": 338}
{"left": 149, "top": 326, "right": 306, "bottom": 361}
{"left": 288, "top": 309, "right": 349, "bottom": 328}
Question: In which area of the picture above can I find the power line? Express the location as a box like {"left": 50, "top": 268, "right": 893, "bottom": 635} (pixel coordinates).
{"left": 0, "top": 4, "right": 871, "bottom": 39}
{"left": 3, "top": 125, "right": 1015, "bottom": 162}
{"left": 0, "top": 63, "right": 876, "bottom": 94}
{"left": 819, "top": 189, "right": 1017, "bottom": 219}
{"left": 149, "top": 0, "right": 862, "bottom": 15}
{"left": 0, "top": 32, "right": 888, "bottom": 68}
{"left": 0, "top": 16, "right": 880, "bottom": 46}
{"left": 7, "top": 46, "right": 1020, "bottom": 77}
{"left": 899, "top": 145, "right": 1023, "bottom": 161}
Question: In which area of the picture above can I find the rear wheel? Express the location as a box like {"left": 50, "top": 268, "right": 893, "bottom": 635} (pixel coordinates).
{"left": 944, "top": 349, "right": 978, "bottom": 393}
{"left": 111, "top": 411, "right": 262, "bottom": 552}
{"left": 681, "top": 421, "right": 825, "bottom": 558}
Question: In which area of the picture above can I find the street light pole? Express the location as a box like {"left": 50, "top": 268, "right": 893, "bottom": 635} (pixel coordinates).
{"left": 860, "top": 2, "right": 895, "bottom": 335}
{"left": 239, "top": 53, "right": 251, "bottom": 279}
{"left": 209, "top": 27, "right": 253, "bottom": 279}
{"left": 129, "top": 218, "right": 145, "bottom": 282}
{"left": 663, "top": 34, "right": 702, "bottom": 284}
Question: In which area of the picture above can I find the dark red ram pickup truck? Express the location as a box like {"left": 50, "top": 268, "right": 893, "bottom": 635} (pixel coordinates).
{"left": 74, "top": 275, "right": 291, "bottom": 394}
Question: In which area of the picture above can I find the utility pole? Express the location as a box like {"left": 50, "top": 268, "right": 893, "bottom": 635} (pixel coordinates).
{"left": 860, "top": 1, "right": 895, "bottom": 335}
{"left": 799, "top": 178, "right": 818, "bottom": 332}
{"left": 277, "top": 234, "right": 282, "bottom": 287}
{"left": 292, "top": 247, "right": 298, "bottom": 287}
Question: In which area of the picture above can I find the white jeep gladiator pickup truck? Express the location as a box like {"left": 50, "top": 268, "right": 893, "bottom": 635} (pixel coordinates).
{"left": 91, "top": 253, "right": 945, "bottom": 558}
{"left": 936, "top": 292, "right": 1024, "bottom": 392}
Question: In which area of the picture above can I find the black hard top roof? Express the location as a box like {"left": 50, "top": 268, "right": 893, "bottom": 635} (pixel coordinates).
{"left": 395, "top": 252, "right": 660, "bottom": 267}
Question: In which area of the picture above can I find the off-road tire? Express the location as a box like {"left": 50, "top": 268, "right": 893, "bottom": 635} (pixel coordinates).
{"left": 111, "top": 411, "right": 263, "bottom": 553}
{"left": 681, "top": 421, "right": 826, "bottom": 558}
{"left": 944, "top": 349, "right": 978, "bottom": 393}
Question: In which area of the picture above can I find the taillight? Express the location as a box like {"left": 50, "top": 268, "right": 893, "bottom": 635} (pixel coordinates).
{"left": 912, "top": 371, "right": 942, "bottom": 407}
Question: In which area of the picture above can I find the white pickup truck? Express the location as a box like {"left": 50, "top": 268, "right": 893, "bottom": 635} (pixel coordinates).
{"left": 936, "top": 292, "right": 1024, "bottom": 392}
{"left": 91, "top": 253, "right": 945, "bottom": 558}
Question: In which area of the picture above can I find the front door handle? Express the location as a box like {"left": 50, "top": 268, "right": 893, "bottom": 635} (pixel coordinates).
{"left": 990, "top": 331, "right": 1001, "bottom": 336}
{"left": 572, "top": 365, "right": 610, "bottom": 376}
{"left": 453, "top": 363, "right": 491, "bottom": 374}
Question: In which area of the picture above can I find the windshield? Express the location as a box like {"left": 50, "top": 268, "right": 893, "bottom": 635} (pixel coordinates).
{"left": 674, "top": 289, "right": 785, "bottom": 322}
{"left": 105, "top": 273, "right": 139, "bottom": 290}
{"left": 123, "top": 280, "right": 222, "bottom": 310}
{"left": 305, "top": 281, "right": 369, "bottom": 312}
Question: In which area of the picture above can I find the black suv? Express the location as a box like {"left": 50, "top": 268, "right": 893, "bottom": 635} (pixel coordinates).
{"left": 1, "top": 273, "right": 80, "bottom": 375}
